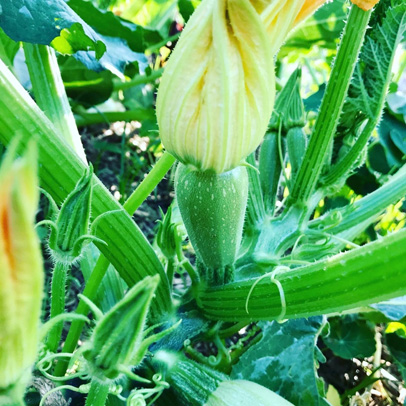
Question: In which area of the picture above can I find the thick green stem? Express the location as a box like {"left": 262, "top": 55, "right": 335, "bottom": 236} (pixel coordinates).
{"left": 200, "top": 229, "right": 406, "bottom": 321}
{"left": 47, "top": 262, "right": 70, "bottom": 352}
{"left": 54, "top": 152, "right": 176, "bottom": 377}
{"left": 289, "top": 5, "right": 372, "bottom": 204}
{"left": 75, "top": 109, "right": 156, "bottom": 127}
{"left": 113, "top": 69, "right": 163, "bottom": 91}
{"left": 329, "top": 164, "right": 406, "bottom": 239}
{"left": 123, "top": 152, "right": 176, "bottom": 213}
{"left": 23, "top": 44, "right": 86, "bottom": 162}
{"left": 85, "top": 379, "right": 109, "bottom": 406}
{"left": 0, "top": 59, "right": 171, "bottom": 318}
{"left": 166, "top": 257, "right": 176, "bottom": 288}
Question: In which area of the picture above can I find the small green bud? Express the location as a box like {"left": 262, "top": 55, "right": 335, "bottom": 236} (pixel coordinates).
{"left": 156, "top": 206, "right": 182, "bottom": 260}
{"left": 0, "top": 143, "right": 43, "bottom": 396}
{"left": 45, "top": 165, "right": 95, "bottom": 264}
{"left": 287, "top": 127, "right": 308, "bottom": 181}
{"left": 269, "top": 68, "right": 305, "bottom": 131}
{"left": 84, "top": 275, "right": 159, "bottom": 380}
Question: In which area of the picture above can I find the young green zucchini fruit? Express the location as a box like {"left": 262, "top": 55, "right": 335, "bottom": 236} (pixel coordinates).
{"left": 155, "top": 351, "right": 293, "bottom": 406}
{"left": 287, "top": 126, "right": 308, "bottom": 182}
{"left": 259, "top": 132, "right": 283, "bottom": 215}
{"left": 175, "top": 163, "right": 248, "bottom": 285}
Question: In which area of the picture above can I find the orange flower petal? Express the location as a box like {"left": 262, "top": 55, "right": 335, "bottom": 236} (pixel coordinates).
{"left": 350, "top": 0, "right": 380, "bottom": 11}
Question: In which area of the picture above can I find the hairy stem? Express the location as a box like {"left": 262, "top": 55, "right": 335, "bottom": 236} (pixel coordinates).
{"left": 47, "top": 262, "right": 70, "bottom": 352}
{"left": 289, "top": 5, "right": 372, "bottom": 204}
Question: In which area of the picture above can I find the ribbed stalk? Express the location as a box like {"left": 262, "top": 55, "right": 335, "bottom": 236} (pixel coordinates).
{"left": 23, "top": 43, "right": 86, "bottom": 162}
{"left": 290, "top": 5, "right": 372, "bottom": 204}
{"left": 200, "top": 229, "right": 406, "bottom": 321}
{"left": 0, "top": 59, "right": 171, "bottom": 316}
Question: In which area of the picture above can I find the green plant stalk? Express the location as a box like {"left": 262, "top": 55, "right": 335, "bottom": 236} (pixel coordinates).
{"left": 54, "top": 152, "right": 176, "bottom": 377}
{"left": 113, "top": 68, "right": 164, "bottom": 91}
{"left": 322, "top": 13, "right": 401, "bottom": 188}
{"left": 322, "top": 120, "right": 376, "bottom": 187}
{"left": 0, "top": 59, "right": 171, "bottom": 316}
{"left": 85, "top": 379, "right": 109, "bottom": 406}
{"left": 200, "top": 228, "right": 406, "bottom": 321}
{"left": 75, "top": 109, "right": 156, "bottom": 127}
{"left": 289, "top": 5, "right": 372, "bottom": 204}
{"left": 46, "top": 262, "right": 70, "bottom": 352}
{"left": 22, "top": 44, "right": 87, "bottom": 162}
{"left": 329, "top": 164, "right": 406, "bottom": 238}
{"left": 123, "top": 151, "right": 176, "bottom": 213}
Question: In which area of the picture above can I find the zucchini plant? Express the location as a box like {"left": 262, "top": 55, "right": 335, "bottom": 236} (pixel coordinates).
{"left": 0, "top": 0, "right": 405, "bottom": 405}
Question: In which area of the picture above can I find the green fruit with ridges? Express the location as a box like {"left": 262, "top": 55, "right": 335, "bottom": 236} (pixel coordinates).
{"left": 259, "top": 132, "right": 283, "bottom": 215}
{"left": 287, "top": 127, "right": 307, "bottom": 181}
{"left": 175, "top": 163, "right": 248, "bottom": 284}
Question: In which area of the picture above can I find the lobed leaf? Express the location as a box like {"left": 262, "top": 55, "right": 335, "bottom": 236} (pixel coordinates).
{"left": 231, "top": 317, "right": 329, "bottom": 406}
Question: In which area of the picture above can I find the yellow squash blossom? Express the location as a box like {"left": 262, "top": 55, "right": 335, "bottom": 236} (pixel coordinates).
{"left": 156, "top": 0, "right": 326, "bottom": 174}
{"left": 350, "top": 0, "right": 380, "bottom": 11}
{"left": 0, "top": 144, "right": 43, "bottom": 391}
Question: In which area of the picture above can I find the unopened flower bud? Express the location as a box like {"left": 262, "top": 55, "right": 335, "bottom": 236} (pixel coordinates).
{"left": 45, "top": 165, "right": 95, "bottom": 264}
{"left": 157, "top": 0, "right": 275, "bottom": 174}
{"left": 0, "top": 144, "right": 43, "bottom": 393}
{"left": 157, "top": 0, "right": 327, "bottom": 174}
{"left": 84, "top": 276, "right": 159, "bottom": 380}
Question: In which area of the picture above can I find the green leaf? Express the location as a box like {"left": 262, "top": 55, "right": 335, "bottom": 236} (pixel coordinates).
{"left": 231, "top": 317, "right": 329, "bottom": 406}
{"left": 385, "top": 332, "right": 406, "bottom": 381}
{"left": 341, "top": 0, "right": 406, "bottom": 127}
{"left": 67, "top": 0, "right": 162, "bottom": 53}
{"left": 378, "top": 112, "right": 406, "bottom": 166}
{"left": 120, "top": 0, "right": 178, "bottom": 36}
{"left": 368, "top": 143, "right": 391, "bottom": 174}
{"left": 0, "top": 0, "right": 146, "bottom": 74}
{"left": 371, "top": 296, "right": 406, "bottom": 321}
{"left": 322, "top": 315, "right": 375, "bottom": 360}
{"left": 0, "top": 0, "right": 105, "bottom": 56}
